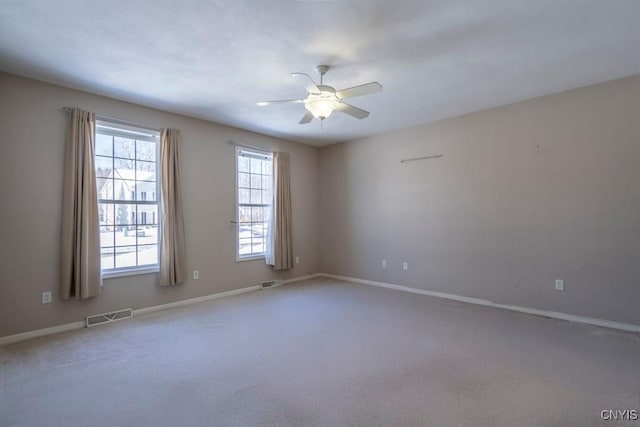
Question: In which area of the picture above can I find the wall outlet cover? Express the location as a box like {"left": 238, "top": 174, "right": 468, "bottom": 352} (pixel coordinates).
{"left": 42, "top": 292, "right": 52, "bottom": 304}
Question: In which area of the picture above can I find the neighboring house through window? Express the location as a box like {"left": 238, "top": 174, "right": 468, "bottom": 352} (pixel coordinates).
{"left": 236, "top": 147, "right": 273, "bottom": 259}
{"left": 95, "top": 120, "right": 160, "bottom": 274}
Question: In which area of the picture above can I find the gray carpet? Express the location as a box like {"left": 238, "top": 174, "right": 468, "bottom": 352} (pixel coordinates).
{"left": 1, "top": 278, "right": 639, "bottom": 426}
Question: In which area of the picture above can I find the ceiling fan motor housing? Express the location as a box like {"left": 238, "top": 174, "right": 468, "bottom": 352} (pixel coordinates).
{"left": 305, "top": 85, "right": 338, "bottom": 119}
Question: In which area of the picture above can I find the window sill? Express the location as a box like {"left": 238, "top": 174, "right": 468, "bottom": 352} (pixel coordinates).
{"left": 102, "top": 267, "right": 159, "bottom": 279}
{"left": 236, "top": 255, "right": 265, "bottom": 263}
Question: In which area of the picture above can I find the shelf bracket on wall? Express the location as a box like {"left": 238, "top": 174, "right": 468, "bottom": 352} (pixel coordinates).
{"left": 400, "top": 154, "right": 443, "bottom": 163}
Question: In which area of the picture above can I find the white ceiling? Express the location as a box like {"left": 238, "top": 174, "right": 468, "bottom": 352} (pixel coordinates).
{"left": 1, "top": 0, "right": 639, "bottom": 146}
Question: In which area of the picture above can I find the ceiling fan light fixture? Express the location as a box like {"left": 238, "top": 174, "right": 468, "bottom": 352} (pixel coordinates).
{"left": 258, "top": 65, "right": 382, "bottom": 124}
{"left": 305, "top": 98, "right": 336, "bottom": 120}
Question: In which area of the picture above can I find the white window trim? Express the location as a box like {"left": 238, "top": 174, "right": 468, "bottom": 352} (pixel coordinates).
{"left": 96, "top": 119, "right": 161, "bottom": 276}
{"left": 102, "top": 266, "right": 159, "bottom": 279}
{"left": 235, "top": 146, "right": 272, "bottom": 262}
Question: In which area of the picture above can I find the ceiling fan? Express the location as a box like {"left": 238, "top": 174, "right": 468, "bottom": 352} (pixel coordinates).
{"left": 257, "top": 65, "right": 382, "bottom": 124}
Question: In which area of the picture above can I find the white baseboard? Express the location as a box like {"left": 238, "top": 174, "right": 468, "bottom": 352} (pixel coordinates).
{"left": 0, "top": 321, "right": 86, "bottom": 346}
{"left": 319, "top": 273, "right": 640, "bottom": 333}
{"left": 0, "top": 273, "right": 322, "bottom": 346}
{"left": 134, "top": 285, "right": 260, "bottom": 316}
{"left": 283, "top": 273, "right": 321, "bottom": 284}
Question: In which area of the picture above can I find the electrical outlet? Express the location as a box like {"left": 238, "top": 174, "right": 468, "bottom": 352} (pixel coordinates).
{"left": 555, "top": 279, "right": 564, "bottom": 290}
{"left": 42, "top": 292, "right": 52, "bottom": 304}
{"left": 295, "top": 256, "right": 299, "bottom": 264}
{"left": 402, "top": 262, "right": 408, "bottom": 271}
{"left": 193, "top": 270, "right": 199, "bottom": 280}
{"left": 382, "top": 259, "right": 387, "bottom": 268}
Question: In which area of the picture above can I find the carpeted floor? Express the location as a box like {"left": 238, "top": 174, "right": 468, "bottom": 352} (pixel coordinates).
{"left": 1, "top": 278, "right": 639, "bottom": 426}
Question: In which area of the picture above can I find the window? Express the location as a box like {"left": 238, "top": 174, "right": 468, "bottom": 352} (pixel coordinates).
{"left": 236, "top": 147, "right": 272, "bottom": 259}
{"left": 95, "top": 120, "right": 160, "bottom": 274}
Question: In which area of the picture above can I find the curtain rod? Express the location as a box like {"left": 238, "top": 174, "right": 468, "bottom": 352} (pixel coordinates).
{"left": 400, "top": 154, "right": 443, "bottom": 163}
{"left": 61, "top": 107, "right": 161, "bottom": 133}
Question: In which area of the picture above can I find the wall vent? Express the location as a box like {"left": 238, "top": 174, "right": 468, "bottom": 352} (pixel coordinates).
{"left": 86, "top": 308, "right": 133, "bottom": 328}
{"left": 260, "top": 279, "right": 283, "bottom": 289}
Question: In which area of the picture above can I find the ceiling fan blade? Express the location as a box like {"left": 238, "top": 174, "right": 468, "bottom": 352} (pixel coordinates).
{"left": 335, "top": 82, "right": 382, "bottom": 100}
{"left": 257, "top": 99, "right": 305, "bottom": 106}
{"left": 299, "top": 111, "right": 314, "bottom": 124}
{"left": 334, "top": 102, "right": 370, "bottom": 119}
{"left": 291, "top": 73, "right": 320, "bottom": 94}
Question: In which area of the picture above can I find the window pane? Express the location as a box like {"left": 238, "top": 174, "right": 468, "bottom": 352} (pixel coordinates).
{"left": 136, "top": 140, "right": 156, "bottom": 162}
{"left": 239, "top": 189, "right": 250, "bottom": 204}
{"left": 98, "top": 179, "right": 113, "bottom": 200}
{"left": 255, "top": 222, "right": 267, "bottom": 239}
{"left": 137, "top": 205, "right": 158, "bottom": 225}
{"left": 252, "top": 241, "right": 264, "bottom": 254}
{"left": 238, "top": 225, "right": 251, "bottom": 240}
{"left": 250, "top": 175, "right": 261, "bottom": 189}
{"left": 137, "top": 244, "right": 158, "bottom": 266}
{"left": 136, "top": 181, "right": 156, "bottom": 201}
{"left": 238, "top": 156, "right": 249, "bottom": 173}
{"left": 238, "top": 172, "right": 249, "bottom": 188}
{"left": 136, "top": 160, "right": 156, "bottom": 180}
{"left": 99, "top": 203, "right": 115, "bottom": 226}
{"left": 250, "top": 158, "right": 261, "bottom": 174}
{"left": 262, "top": 161, "right": 272, "bottom": 175}
{"left": 114, "top": 203, "right": 136, "bottom": 227}
{"left": 251, "top": 207, "right": 264, "bottom": 222}
{"left": 95, "top": 134, "right": 113, "bottom": 157}
{"left": 115, "top": 226, "right": 137, "bottom": 246}
{"left": 101, "top": 247, "right": 114, "bottom": 270}
{"left": 140, "top": 224, "right": 159, "bottom": 244}
{"left": 99, "top": 226, "right": 114, "bottom": 247}
{"left": 262, "top": 176, "right": 271, "bottom": 191}
{"left": 238, "top": 206, "right": 250, "bottom": 224}
{"left": 262, "top": 189, "right": 272, "bottom": 204}
{"left": 238, "top": 238, "right": 251, "bottom": 255}
{"left": 114, "top": 137, "right": 136, "bottom": 159}
{"left": 113, "top": 180, "right": 136, "bottom": 200}
{"left": 114, "top": 246, "right": 137, "bottom": 269}
{"left": 114, "top": 157, "right": 135, "bottom": 170}
{"left": 95, "top": 156, "right": 113, "bottom": 178}
{"left": 250, "top": 189, "right": 262, "bottom": 204}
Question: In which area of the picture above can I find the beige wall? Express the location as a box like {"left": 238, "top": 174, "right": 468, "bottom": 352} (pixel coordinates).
{"left": 2, "top": 72, "right": 639, "bottom": 338}
{"left": 0, "top": 72, "right": 320, "bottom": 337}
{"left": 319, "top": 75, "right": 640, "bottom": 325}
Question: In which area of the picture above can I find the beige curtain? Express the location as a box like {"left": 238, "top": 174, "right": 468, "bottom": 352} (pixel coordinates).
{"left": 60, "top": 108, "right": 102, "bottom": 300}
{"left": 266, "top": 152, "right": 294, "bottom": 270}
{"left": 159, "top": 128, "right": 186, "bottom": 286}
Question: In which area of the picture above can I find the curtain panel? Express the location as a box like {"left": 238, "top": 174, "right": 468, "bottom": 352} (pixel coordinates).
{"left": 60, "top": 108, "right": 102, "bottom": 300}
{"left": 266, "top": 151, "right": 294, "bottom": 270}
{"left": 159, "top": 128, "right": 186, "bottom": 286}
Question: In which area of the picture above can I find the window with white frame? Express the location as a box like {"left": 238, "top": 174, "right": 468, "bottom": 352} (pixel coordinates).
{"left": 94, "top": 120, "right": 160, "bottom": 274}
{"left": 236, "top": 147, "right": 273, "bottom": 259}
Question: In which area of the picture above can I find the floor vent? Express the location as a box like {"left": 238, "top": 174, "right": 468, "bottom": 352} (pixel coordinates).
{"left": 86, "top": 308, "right": 133, "bottom": 328}
{"left": 260, "top": 279, "right": 283, "bottom": 289}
